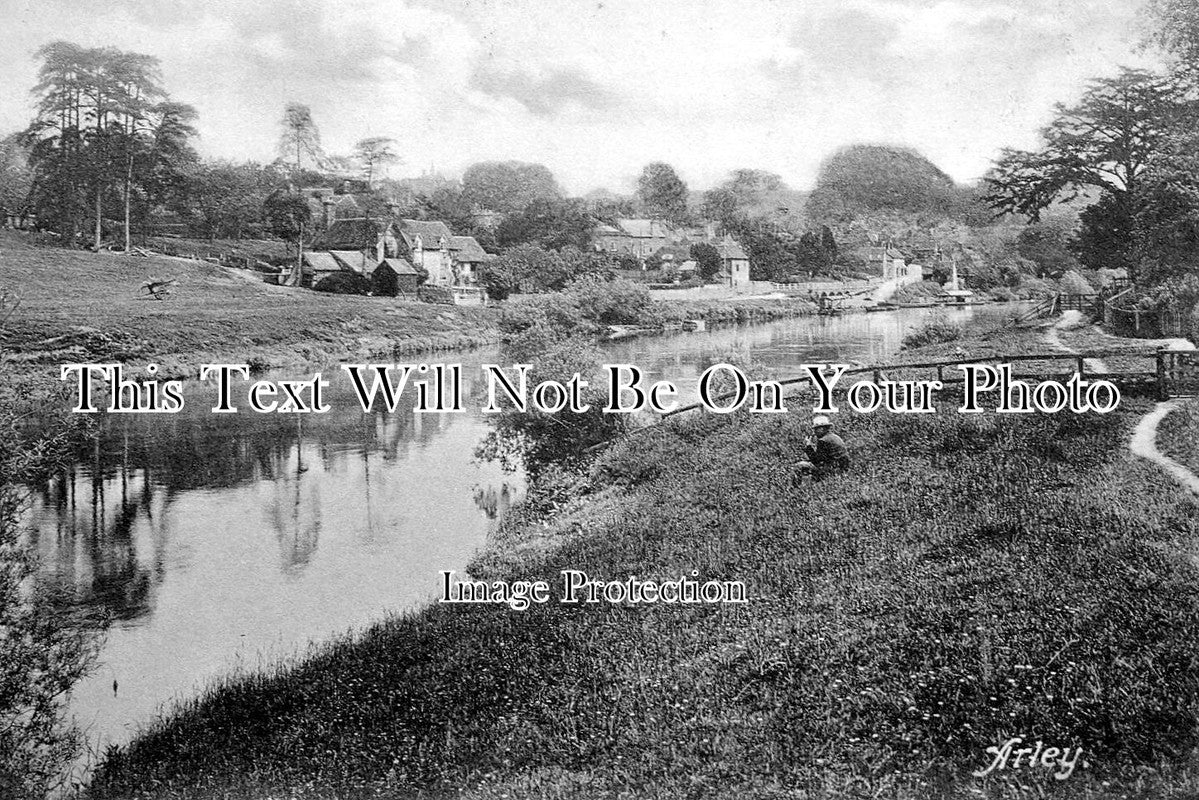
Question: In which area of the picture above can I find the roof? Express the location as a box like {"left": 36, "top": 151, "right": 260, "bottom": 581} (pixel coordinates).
{"left": 312, "top": 218, "right": 395, "bottom": 250}
{"left": 398, "top": 219, "right": 453, "bottom": 248}
{"left": 716, "top": 238, "right": 748, "bottom": 260}
{"left": 616, "top": 219, "right": 672, "bottom": 238}
{"left": 448, "top": 236, "right": 488, "bottom": 262}
{"left": 329, "top": 250, "right": 368, "bottom": 272}
{"left": 652, "top": 244, "right": 692, "bottom": 261}
{"left": 302, "top": 252, "right": 342, "bottom": 272}
{"left": 594, "top": 223, "right": 624, "bottom": 236}
{"left": 376, "top": 257, "right": 420, "bottom": 276}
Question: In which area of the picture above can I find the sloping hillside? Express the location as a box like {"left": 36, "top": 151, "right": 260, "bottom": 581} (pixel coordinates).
{"left": 0, "top": 232, "right": 498, "bottom": 375}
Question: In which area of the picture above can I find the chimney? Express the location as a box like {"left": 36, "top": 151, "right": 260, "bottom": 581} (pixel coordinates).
{"left": 322, "top": 197, "right": 335, "bottom": 230}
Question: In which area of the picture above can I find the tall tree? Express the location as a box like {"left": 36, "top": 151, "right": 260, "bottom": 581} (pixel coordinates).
{"left": 0, "top": 134, "right": 32, "bottom": 223}
{"left": 353, "top": 136, "right": 399, "bottom": 189}
{"left": 636, "top": 162, "right": 688, "bottom": 222}
{"left": 462, "top": 161, "right": 561, "bottom": 214}
{"left": 984, "top": 68, "right": 1191, "bottom": 278}
{"left": 278, "top": 103, "right": 323, "bottom": 173}
{"left": 24, "top": 42, "right": 195, "bottom": 249}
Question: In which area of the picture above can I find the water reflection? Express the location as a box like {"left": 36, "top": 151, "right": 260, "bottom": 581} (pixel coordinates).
{"left": 25, "top": 305, "right": 1013, "bottom": 766}
{"left": 25, "top": 357, "right": 522, "bottom": 761}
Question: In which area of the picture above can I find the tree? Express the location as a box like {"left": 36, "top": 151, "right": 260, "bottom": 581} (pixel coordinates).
{"left": 985, "top": 69, "right": 1188, "bottom": 221}
{"left": 819, "top": 225, "right": 839, "bottom": 264}
{"left": 24, "top": 42, "right": 195, "bottom": 249}
{"left": 462, "top": 161, "right": 561, "bottom": 213}
{"left": 0, "top": 331, "right": 97, "bottom": 798}
{"left": 188, "top": 160, "right": 278, "bottom": 239}
{"left": 690, "top": 242, "right": 722, "bottom": 279}
{"left": 495, "top": 198, "right": 595, "bottom": 251}
{"left": 806, "top": 145, "right": 960, "bottom": 224}
{"left": 352, "top": 137, "right": 399, "bottom": 189}
{"left": 278, "top": 103, "right": 323, "bottom": 173}
{"left": 1147, "top": 0, "right": 1199, "bottom": 81}
{"left": 985, "top": 68, "right": 1190, "bottom": 280}
{"left": 636, "top": 162, "right": 688, "bottom": 222}
{"left": 0, "top": 134, "right": 32, "bottom": 222}
{"left": 264, "top": 189, "right": 312, "bottom": 281}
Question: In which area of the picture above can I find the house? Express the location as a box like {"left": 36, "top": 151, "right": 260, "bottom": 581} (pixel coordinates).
{"left": 448, "top": 235, "right": 489, "bottom": 284}
{"left": 300, "top": 251, "right": 346, "bottom": 288}
{"left": 393, "top": 220, "right": 487, "bottom": 287}
{"left": 594, "top": 218, "right": 678, "bottom": 258}
{"left": 311, "top": 218, "right": 401, "bottom": 273}
{"left": 372, "top": 258, "right": 421, "bottom": 296}
{"left": 396, "top": 219, "right": 455, "bottom": 285}
{"left": 716, "top": 238, "right": 751, "bottom": 288}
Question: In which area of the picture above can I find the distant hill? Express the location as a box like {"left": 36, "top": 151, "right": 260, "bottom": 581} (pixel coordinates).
{"left": 805, "top": 144, "right": 964, "bottom": 225}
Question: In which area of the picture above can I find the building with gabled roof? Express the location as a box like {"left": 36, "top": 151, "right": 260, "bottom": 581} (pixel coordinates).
{"left": 715, "top": 237, "right": 750, "bottom": 288}
{"left": 373, "top": 257, "right": 422, "bottom": 296}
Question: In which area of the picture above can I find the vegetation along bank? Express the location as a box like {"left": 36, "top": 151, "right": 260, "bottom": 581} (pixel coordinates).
{"left": 84, "top": 319, "right": 1199, "bottom": 800}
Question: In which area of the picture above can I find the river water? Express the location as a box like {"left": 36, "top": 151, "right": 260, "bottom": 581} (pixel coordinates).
{"left": 24, "top": 302, "right": 1018, "bottom": 769}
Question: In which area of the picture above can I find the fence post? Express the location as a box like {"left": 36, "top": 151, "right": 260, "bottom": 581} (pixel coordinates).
{"left": 1076, "top": 356, "right": 1085, "bottom": 379}
{"left": 1157, "top": 350, "right": 1168, "bottom": 400}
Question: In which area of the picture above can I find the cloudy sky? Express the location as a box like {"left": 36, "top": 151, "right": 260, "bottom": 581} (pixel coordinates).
{"left": 0, "top": 0, "right": 1161, "bottom": 194}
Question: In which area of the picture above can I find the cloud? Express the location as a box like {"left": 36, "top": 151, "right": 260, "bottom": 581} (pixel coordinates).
{"left": 469, "top": 63, "right": 616, "bottom": 116}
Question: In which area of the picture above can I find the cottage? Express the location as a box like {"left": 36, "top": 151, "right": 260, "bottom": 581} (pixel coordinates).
{"left": 311, "top": 218, "right": 401, "bottom": 268}
{"left": 448, "top": 236, "right": 489, "bottom": 284}
{"left": 372, "top": 258, "right": 421, "bottom": 296}
{"left": 594, "top": 218, "right": 677, "bottom": 258}
{"left": 300, "top": 251, "right": 345, "bottom": 288}
{"left": 716, "top": 238, "right": 750, "bottom": 288}
{"left": 396, "top": 219, "right": 455, "bottom": 285}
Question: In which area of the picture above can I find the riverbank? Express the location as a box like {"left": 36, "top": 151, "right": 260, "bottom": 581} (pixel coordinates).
{"left": 0, "top": 231, "right": 501, "bottom": 377}
{"left": 1, "top": 232, "right": 816, "bottom": 377}
{"left": 85, "top": 317, "right": 1199, "bottom": 800}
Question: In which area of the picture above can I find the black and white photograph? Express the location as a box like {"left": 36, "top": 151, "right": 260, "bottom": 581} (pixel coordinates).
{"left": 3, "top": 0, "right": 1199, "bottom": 797}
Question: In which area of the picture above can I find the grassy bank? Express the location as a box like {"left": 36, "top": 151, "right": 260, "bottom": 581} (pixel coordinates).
{"left": 1158, "top": 399, "right": 1199, "bottom": 476}
{"left": 0, "top": 231, "right": 499, "bottom": 376}
{"left": 86, "top": 320, "right": 1199, "bottom": 799}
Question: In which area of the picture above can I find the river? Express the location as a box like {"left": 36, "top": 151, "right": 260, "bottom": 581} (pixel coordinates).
{"left": 24, "top": 302, "right": 1019, "bottom": 773}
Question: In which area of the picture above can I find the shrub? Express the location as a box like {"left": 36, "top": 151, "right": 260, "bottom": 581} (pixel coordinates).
{"left": 0, "top": 370, "right": 97, "bottom": 798}
{"left": 1059, "top": 270, "right": 1094, "bottom": 295}
{"left": 902, "top": 314, "right": 963, "bottom": 349}
{"left": 417, "top": 285, "right": 454, "bottom": 304}
{"left": 313, "top": 272, "right": 370, "bottom": 295}
{"left": 567, "top": 277, "right": 652, "bottom": 325}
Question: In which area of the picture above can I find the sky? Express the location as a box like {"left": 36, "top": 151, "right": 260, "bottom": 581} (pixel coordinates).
{"left": 0, "top": 0, "right": 1164, "bottom": 195}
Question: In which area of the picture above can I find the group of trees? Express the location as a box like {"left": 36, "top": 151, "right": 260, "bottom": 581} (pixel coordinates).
{"left": 983, "top": 1, "right": 1199, "bottom": 296}
{"left": 23, "top": 41, "right": 198, "bottom": 251}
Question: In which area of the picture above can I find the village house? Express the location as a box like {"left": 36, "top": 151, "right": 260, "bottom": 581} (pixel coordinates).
{"left": 372, "top": 258, "right": 421, "bottom": 297}
{"left": 307, "top": 217, "right": 405, "bottom": 288}
{"left": 595, "top": 219, "right": 720, "bottom": 262}
{"left": 716, "top": 237, "right": 751, "bottom": 289}
{"left": 394, "top": 219, "right": 489, "bottom": 288}
{"left": 594, "top": 218, "right": 677, "bottom": 258}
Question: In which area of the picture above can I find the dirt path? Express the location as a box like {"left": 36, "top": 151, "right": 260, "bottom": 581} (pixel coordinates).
{"left": 1130, "top": 401, "right": 1199, "bottom": 497}
{"left": 1044, "top": 311, "right": 1109, "bottom": 372}
{"left": 1044, "top": 314, "right": 1199, "bottom": 495}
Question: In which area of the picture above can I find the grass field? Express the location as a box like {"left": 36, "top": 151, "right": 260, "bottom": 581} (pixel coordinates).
{"left": 83, "top": 322, "right": 1199, "bottom": 800}
{"left": 0, "top": 231, "right": 500, "bottom": 376}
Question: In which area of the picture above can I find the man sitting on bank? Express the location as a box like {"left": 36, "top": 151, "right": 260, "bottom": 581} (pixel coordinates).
{"left": 798, "top": 415, "right": 850, "bottom": 481}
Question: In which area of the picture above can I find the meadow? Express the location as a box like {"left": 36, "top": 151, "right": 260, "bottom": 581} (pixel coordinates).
{"left": 85, "top": 322, "right": 1199, "bottom": 799}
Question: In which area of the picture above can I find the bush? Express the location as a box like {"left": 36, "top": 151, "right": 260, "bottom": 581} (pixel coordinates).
{"left": 313, "top": 272, "right": 371, "bottom": 295}
{"left": 902, "top": 313, "right": 963, "bottom": 350}
{"left": 417, "top": 285, "right": 454, "bottom": 304}
{"left": 567, "top": 277, "right": 652, "bottom": 325}
{"left": 1059, "top": 270, "right": 1094, "bottom": 295}
{"left": 0, "top": 369, "right": 97, "bottom": 798}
